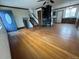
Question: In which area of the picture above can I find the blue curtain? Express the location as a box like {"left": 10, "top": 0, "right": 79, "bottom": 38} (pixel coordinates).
{"left": 0, "top": 10, "right": 17, "bottom": 32}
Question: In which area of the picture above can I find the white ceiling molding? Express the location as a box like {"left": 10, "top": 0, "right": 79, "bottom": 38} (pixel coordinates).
{"left": 0, "top": 0, "right": 79, "bottom": 9}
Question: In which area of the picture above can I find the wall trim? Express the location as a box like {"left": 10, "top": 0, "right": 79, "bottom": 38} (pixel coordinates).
{"left": 0, "top": 5, "right": 29, "bottom": 10}
{"left": 17, "top": 27, "right": 25, "bottom": 30}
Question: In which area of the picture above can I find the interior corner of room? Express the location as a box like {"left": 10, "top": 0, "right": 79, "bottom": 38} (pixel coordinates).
{"left": 0, "top": 0, "right": 79, "bottom": 59}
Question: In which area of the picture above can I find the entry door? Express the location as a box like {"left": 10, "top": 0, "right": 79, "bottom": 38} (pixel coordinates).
{"left": 0, "top": 10, "right": 17, "bottom": 32}
{"left": 57, "top": 10, "right": 63, "bottom": 23}
{"left": 37, "top": 10, "right": 42, "bottom": 26}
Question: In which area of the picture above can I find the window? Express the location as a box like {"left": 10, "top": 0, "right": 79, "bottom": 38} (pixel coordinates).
{"left": 5, "top": 13, "right": 12, "bottom": 24}
{"left": 64, "top": 7, "right": 77, "bottom": 18}
{"left": 53, "top": 11, "right": 57, "bottom": 16}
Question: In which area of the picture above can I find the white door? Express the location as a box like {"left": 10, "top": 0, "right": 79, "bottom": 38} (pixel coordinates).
{"left": 57, "top": 10, "right": 63, "bottom": 23}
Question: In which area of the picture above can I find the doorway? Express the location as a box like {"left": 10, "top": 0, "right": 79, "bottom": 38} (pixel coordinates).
{"left": 57, "top": 10, "right": 63, "bottom": 23}
{"left": 37, "top": 10, "right": 42, "bottom": 26}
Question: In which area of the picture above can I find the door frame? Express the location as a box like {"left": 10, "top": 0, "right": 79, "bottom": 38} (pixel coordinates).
{"left": 57, "top": 10, "right": 64, "bottom": 24}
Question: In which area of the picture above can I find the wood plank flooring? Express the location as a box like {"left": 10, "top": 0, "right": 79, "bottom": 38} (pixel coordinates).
{"left": 8, "top": 24, "right": 79, "bottom": 59}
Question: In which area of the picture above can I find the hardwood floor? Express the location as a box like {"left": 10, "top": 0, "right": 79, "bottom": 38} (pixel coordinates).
{"left": 8, "top": 24, "right": 79, "bottom": 59}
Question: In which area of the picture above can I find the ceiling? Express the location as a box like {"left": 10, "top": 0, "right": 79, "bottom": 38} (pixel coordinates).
{"left": 0, "top": 0, "right": 79, "bottom": 9}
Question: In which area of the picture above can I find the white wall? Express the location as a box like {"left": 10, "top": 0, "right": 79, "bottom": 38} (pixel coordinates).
{"left": 0, "top": 7, "right": 29, "bottom": 28}
{"left": 0, "top": 19, "right": 11, "bottom": 59}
